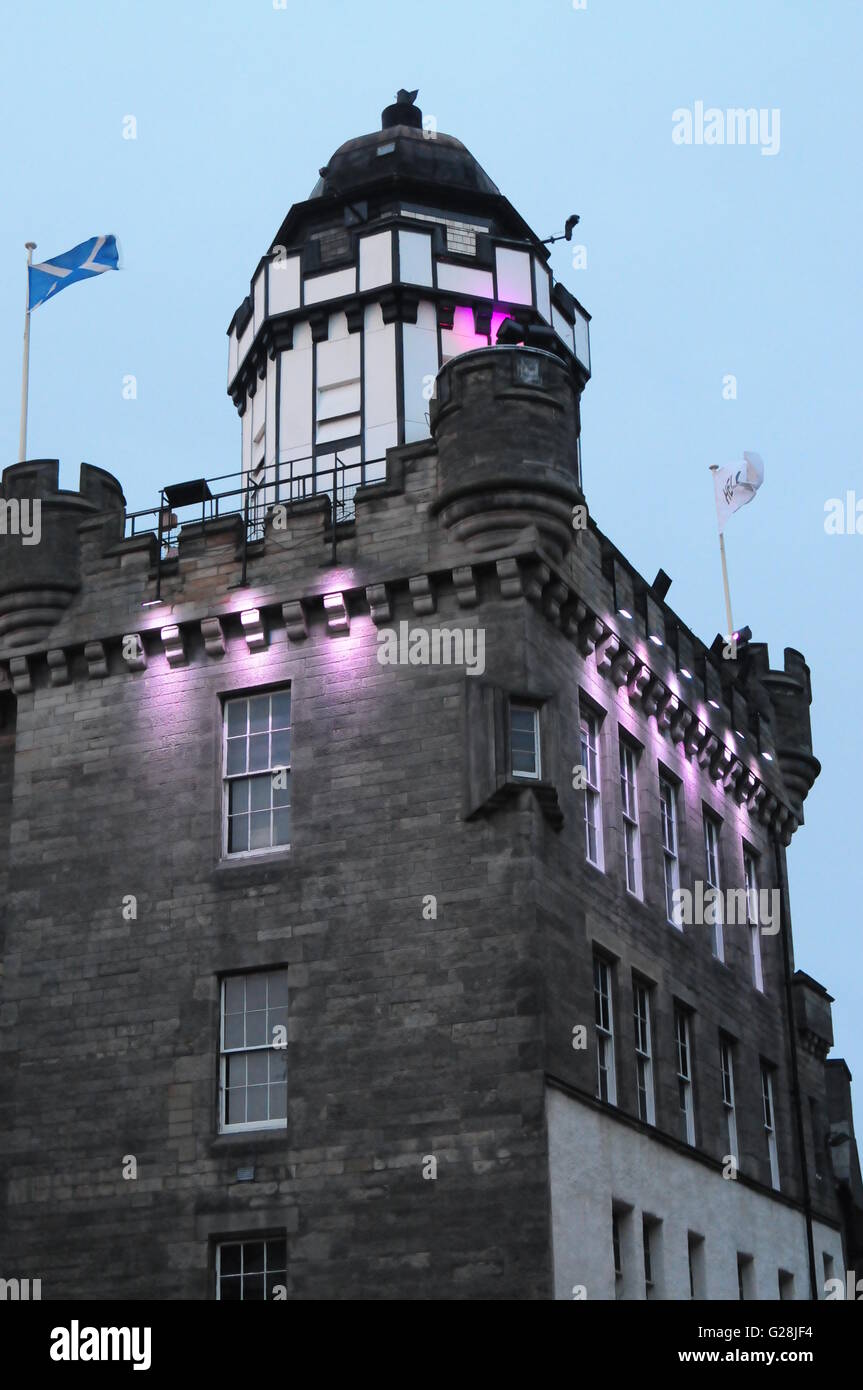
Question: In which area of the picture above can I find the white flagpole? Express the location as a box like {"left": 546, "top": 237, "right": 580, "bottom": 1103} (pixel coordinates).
{"left": 709, "top": 464, "right": 735, "bottom": 637}
{"left": 18, "top": 241, "right": 36, "bottom": 461}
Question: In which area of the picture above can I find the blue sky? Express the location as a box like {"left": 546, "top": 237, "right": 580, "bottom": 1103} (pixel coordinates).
{"left": 1, "top": 1, "right": 860, "bottom": 1108}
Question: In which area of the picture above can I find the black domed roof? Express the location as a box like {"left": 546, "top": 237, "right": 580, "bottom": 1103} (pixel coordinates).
{"left": 310, "top": 93, "right": 500, "bottom": 201}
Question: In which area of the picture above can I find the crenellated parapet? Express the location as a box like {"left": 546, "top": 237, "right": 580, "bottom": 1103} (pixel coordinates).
{"left": 0, "top": 460, "right": 125, "bottom": 650}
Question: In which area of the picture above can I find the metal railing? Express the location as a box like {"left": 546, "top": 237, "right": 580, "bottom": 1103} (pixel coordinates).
{"left": 125, "top": 453, "right": 386, "bottom": 594}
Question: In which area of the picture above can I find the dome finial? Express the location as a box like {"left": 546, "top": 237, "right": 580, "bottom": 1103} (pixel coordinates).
{"left": 381, "top": 88, "right": 422, "bottom": 131}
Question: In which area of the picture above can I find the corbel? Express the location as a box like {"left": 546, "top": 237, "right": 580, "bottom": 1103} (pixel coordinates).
{"left": 46, "top": 648, "right": 70, "bottom": 686}
{"left": 409, "top": 575, "right": 435, "bottom": 616}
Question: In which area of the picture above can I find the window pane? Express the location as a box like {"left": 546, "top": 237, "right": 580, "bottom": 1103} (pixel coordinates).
{"left": 271, "top": 807, "right": 291, "bottom": 845}
{"left": 247, "top": 1050, "right": 269, "bottom": 1085}
{"left": 225, "top": 976, "right": 245, "bottom": 1014}
{"left": 247, "top": 1085, "right": 269, "bottom": 1123}
{"left": 226, "top": 738, "right": 247, "bottom": 776}
{"left": 246, "top": 975, "right": 267, "bottom": 1010}
{"left": 250, "top": 810, "right": 271, "bottom": 850}
{"left": 229, "top": 779, "right": 249, "bottom": 815}
{"left": 250, "top": 775, "right": 271, "bottom": 812}
{"left": 245, "top": 1010, "right": 267, "bottom": 1047}
{"left": 268, "top": 970, "right": 289, "bottom": 1006}
{"left": 220, "top": 1243, "right": 242, "bottom": 1277}
{"left": 226, "top": 700, "right": 247, "bottom": 737}
{"left": 272, "top": 730, "right": 292, "bottom": 767}
{"left": 267, "top": 1238, "right": 287, "bottom": 1270}
{"left": 224, "top": 1014, "right": 244, "bottom": 1049}
{"left": 243, "top": 1274, "right": 265, "bottom": 1301}
{"left": 269, "top": 1049, "right": 288, "bottom": 1083}
{"left": 249, "top": 697, "right": 270, "bottom": 735}
{"left": 220, "top": 1275, "right": 242, "bottom": 1301}
{"left": 227, "top": 1052, "right": 247, "bottom": 1087}
{"left": 268, "top": 1005, "right": 288, "bottom": 1041}
{"left": 248, "top": 734, "right": 269, "bottom": 772}
{"left": 273, "top": 776, "right": 291, "bottom": 809}
{"left": 271, "top": 693, "right": 291, "bottom": 729}
{"left": 269, "top": 1082, "right": 288, "bottom": 1120}
{"left": 244, "top": 1242, "right": 266, "bottom": 1273}
{"left": 225, "top": 1083, "right": 246, "bottom": 1126}
{"left": 228, "top": 814, "right": 249, "bottom": 853}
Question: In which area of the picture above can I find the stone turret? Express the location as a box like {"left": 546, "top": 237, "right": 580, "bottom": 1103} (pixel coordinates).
{"left": 429, "top": 345, "right": 583, "bottom": 560}
{"left": 0, "top": 460, "right": 125, "bottom": 650}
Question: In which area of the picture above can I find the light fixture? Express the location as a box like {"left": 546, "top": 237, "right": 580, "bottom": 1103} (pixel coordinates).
{"left": 617, "top": 607, "right": 633, "bottom": 621}
{"left": 649, "top": 634, "right": 664, "bottom": 648}
{"left": 679, "top": 666, "right": 693, "bottom": 680}
{"left": 708, "top": 698, "right": 721, "bottom": 711}
{"left": 323, "top": 591, "right": 349, "bottom": 633}
{"left": 142, "top": 598, "right": 162, "bottom": 609}
{"left": 762, "top": 751, "right": 774, "bottom": 762}
{"left": 240, "top": 608, "right": 267, "bottom": 651}
{"left": 735, "top": 730, "right": 746, "bottom": 740}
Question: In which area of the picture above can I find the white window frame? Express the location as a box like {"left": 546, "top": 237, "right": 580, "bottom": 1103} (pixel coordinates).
{"left": 659, "top": 775, "right": 680, "bottom": 926}
{"left": 222, "top": 689, "right": 292, "bottom": 859}
{"left": 703, "top": 813, "right": 724, "bottom": 962}
{"left": 581, "top": 708, "right": 604, "bottom": 869}
{"left": 219, "top": 970, "right": 289, "bottom": 1134}
{"left": 594, "top": 956, "right": 617, "bottom": 1105}
{"left": 215, "top": 1236, "right": 287, "bottom": 1300}
{"left": 762, "top": 1065, "right": 780, "bottom": 1190}
{"left": 675, "top": 1007, "right": 695, "bottom": 1146}
{"left": 745, "top": 851, "right": 765, "bottom": 992}
{"left": 619, "top": 738, "right": 642, "bottom": 897}
{"left": 720, "top": 1037, "right": 738, "bottom": 1165}
{"left": 510, "top": 702, "right": 541, "bottom": 781}
{"left": 633, "top": 982, "right": 655, "bottom": 1125}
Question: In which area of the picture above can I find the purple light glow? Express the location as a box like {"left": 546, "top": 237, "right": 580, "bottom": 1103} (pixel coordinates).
{"left": 490, "top": 311, "right": 510, "bottom": 342}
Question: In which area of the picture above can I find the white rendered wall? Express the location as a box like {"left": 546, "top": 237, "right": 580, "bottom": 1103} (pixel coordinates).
{"left": 268, "top": 255, "right": 300, "bottom": 316}
{"left": 359, "top": 231, "right": 392, "bottom": 291}
{"left": 546, "top": 1087, "right": 844, "bottom": 1301}
{"left": 402, "top": 300, "right": 438, "bottom": 444}
{"left": 303, "top": 266, "right": 356, "bottom": 305}
{"left": 399, "top": 229, "right": 433, "bottom": 287}
{"left": 363, "top": 302, "right": 397, "bottom": 462}
{"left": 278, "top": 321, "right": 313, "bottom": 492}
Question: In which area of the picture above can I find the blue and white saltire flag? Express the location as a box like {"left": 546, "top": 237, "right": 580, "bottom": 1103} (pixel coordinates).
{"left": 28, "top": 235, "right": 119, "bottom": 310}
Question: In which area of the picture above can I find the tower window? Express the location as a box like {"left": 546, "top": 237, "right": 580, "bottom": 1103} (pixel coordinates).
{"left": 509, "top": 703, "right": 540, "bottom": 780}
{"left": 219, "top": 969, "right": 288, "bottom": 1132}
{"left": 744, "top": 851, "right": 765, "bottom": 991}
{"left": 659, "top": 775, "right": 680, "bottom": 925}
{"left": 761, "top": 1064, "right": 780, "bottom": 1190}
{"left": 633, "top": 981, "right": 655, "bottom": 1125}
{"left": 594, "top": 955, "right": 617, "bottom": 1105}
{"left": 580, "top": 708, "right": 604, "bottom": 868}
{"left": 675, "top": 1007, "right": 695, "bottom": 1146}
{"left": 720, "top": 1036, "right": 738, "bottom": 1168}
{"left": 223, "top": 690, "right": 291, "bottom": 857}
{"left": 619, "top": 738, "right": 642, "bottom": 897}
{"left": 703, "top": 813, "right": 724, "bottom": 961}
{"left": 216, "top": 1236, "right": 287, "bottom": 1300}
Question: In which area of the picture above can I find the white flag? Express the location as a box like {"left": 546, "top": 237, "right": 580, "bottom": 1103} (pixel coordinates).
{"left": 711, "top": 452, "right": 764, "bottom": 533}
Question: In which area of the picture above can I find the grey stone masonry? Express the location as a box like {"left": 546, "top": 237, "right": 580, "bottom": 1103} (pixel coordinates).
{"left": 0, "top": 345, "right": 858, "bottom": 1299}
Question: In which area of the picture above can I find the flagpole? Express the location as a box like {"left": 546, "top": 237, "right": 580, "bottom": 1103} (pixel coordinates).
{"left": 709, "top": 464, "right": 735, "bottom": 637}
{"left": 18, "top": 241, "right": 36, "bottom": 461}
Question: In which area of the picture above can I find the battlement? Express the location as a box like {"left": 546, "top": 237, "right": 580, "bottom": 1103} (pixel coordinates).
{"left": 0, "top": 460, "right": 125, "bottom": 649}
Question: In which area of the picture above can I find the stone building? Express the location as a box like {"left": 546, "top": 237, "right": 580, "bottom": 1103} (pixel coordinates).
{"left": 0, "top": 91, "right": 860, "bottom": 1300}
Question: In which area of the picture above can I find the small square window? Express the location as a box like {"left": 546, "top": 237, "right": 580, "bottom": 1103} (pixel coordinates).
{"left": 216, "top": 1236, "right": 287, "bottom": 1300}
